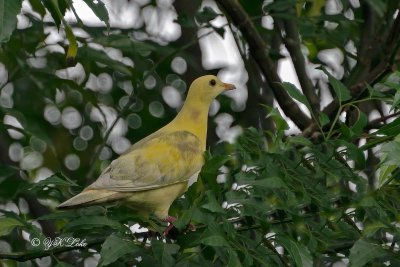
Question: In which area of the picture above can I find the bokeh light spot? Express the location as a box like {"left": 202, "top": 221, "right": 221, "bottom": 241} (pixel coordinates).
{"left": 20, "top": 151, "right": 43, "bottom": 170}
{"left": 126, "top": 113, "right": 142, "bottom": 129}
{"left": 144, "top": 75, "right": 156, "bottom": 89}
{"left": 64, "top": 154, "right": 80, "bottom": 170}
{"left": 73, "top": 137, "right": 88, "bottom": 151}
{"left": 44, "top": 105, "right": 61, "bottom": 125}
{"left": 61, "top": 107, "right": 82, "bottom": 129}
{"left": 79, "top": 125, "right": 94, "bottom": 141}
{"left": 9, "top": 142, "right": 23, "bottom": 162}
{"left": 162, "top": 86, "right": 182, "bottom": 108}
{"left": 149, "top": 101, "right": 164, "bottom": 118}
{"left": 171, "top": 56, "right": 187, "bottom": 74}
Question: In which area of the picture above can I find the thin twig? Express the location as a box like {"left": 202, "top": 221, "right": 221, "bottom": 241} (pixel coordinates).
{"left": 366, "top": 111, "right": 400, "bottom": 130}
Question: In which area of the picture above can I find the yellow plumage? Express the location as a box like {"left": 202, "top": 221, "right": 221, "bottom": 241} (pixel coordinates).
{"left": 58, "top": 75, "right": 235, "bottom": 224}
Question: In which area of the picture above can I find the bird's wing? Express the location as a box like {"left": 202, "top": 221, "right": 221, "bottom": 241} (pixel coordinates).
{"left": 87, "top": 131, "right": 204, "bottom": 192}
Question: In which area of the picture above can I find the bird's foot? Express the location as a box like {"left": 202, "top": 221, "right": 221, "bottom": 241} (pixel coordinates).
{"left": 163, "top": 216, "right": 196, "bottom": 236}
{"left": 163, "top": 216, "right": 176, "bottom": 236}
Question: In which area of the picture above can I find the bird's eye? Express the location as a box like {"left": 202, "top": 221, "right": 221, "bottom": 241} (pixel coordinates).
{"left": 209, "top": 79, "right": 216, "bottom": 86}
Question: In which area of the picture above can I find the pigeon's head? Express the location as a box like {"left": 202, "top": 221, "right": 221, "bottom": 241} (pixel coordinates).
{"left": 187, "top": 75, "right": 236, "bottom": 103}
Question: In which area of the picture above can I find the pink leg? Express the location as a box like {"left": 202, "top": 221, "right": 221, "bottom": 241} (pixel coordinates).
{"left": 163, "top": 216, "right": 176, "bottom": 236}
{"left": 163, "top": 216, "right": 196, "bottom": 236}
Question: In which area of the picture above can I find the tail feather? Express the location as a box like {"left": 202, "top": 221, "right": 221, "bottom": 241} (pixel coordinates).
{"left": 57, "top": 189, "right": 128, "bottom": 209}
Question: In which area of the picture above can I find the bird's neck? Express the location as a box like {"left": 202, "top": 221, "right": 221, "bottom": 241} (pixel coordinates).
{"left": 171, "top": 98, "right": 211, "bottom": 149}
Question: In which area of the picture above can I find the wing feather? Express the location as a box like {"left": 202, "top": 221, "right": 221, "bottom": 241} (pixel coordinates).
{"left": 87, "top": 131, "right": 203, "bottom": 192}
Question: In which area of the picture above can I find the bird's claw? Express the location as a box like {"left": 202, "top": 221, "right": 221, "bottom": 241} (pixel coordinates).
{"left": 163, "top": 216, "right": 196, "bottom": 236}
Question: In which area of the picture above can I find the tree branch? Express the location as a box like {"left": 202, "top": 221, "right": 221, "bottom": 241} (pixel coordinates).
{"left": 281, "top": 16, "right": 320, "bottom": 114}
{"left": 344, "top": 3, "right": 376, "bottom": 88}
{"left": 216, "top": 0, "right": 312, "bottom": 130}
{"left": 366, "top": 111, "right": 400, "bottom": 130}
{"left": 303, "top": 11, "right": 400, "bottom": 137}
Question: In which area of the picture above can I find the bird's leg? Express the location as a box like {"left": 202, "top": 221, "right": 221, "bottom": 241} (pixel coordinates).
{"left": 163, "top": 216, "right": 176, "bottom": 236}
{"left": 163, "top": 216, "right": 196, "bottom": 236}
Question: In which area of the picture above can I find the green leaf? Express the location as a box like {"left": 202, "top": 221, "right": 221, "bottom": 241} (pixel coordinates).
{"left": 173, "top": 207, "right": 194, "bottom": 230}
{"left": 364, "top": 0, "right": 386, "bottom": 17}
{"left": 281, "top": 82, "right": 311, "bottom": 109}
{"left": 196, "top": 6, "right": 219, "bottom": 24}
{"left": 377, "top": 136, "right": 400, "bottom": 185}
{"left": 376, "top": 117, "right": 400, "bottom": 136}
{"left": 200, "top": 154, "right": 229, "bottom": 192}
{"left": 152, "top": 239, "right": 180, "bottom": 267}
{"left": 37, "top": 210, "right": 79, "bottom": 221}
{"left": 277, "top": 236, "right": 313, "bottom": 267}
{"left": 287, "top": 136, "right": 313, "bottom": 146}
{"left": 351, "top": 112, "right": 367, "bottom": 135}
{"left": 319, "top": 112, "right": 330, "bottom": 127}
{"left": 202, "top": 154, "right": 229, "bottom": 173}
{"left": 201, "top": 190, "right": 224, "bottom": 213}
{"left": 322, "top": 68, "right": 351, "bottom": 102}
{"left": 0, "top": 217, "right": 25, "bottom": 236}
{"left": 175, "top": 14, "right": 196, "bottom": 28}
{"left": 265, "top": 106, "right": 289, "bottom": 131}
{"left": 41, "top": 0, "right": 67, "bottom": 29}
{"left": 367, "top": 83, "right": 386, "bottom": 98}
{"left": 385, "top": 82, "right": 400, "bottom": 110}
{"left": 393, "top": 91, "right": 400, "bottom": 109}
{"left": 349, "top": 239, "right": 386, "bottom": 267}
{"left": 213, "top": 25, "right": 226, "bottom": 38}
{"left": 334, "top": 140, "right": 366, "bottom": 170}
{"left": 28, "top": 0, "right": 46, "bottom": 17}
{"left": 29, "top": 173, "right": 78, "bottom": 193}
{"left": 346, "top": 144, "right": 366, "bottom": 170}
{"left": 100, "top": 235, "right": 140, "bottom": 266}
{"left": 77, "top": 46, "right": 134, "bottom": 76}
{"left": 200, "top": 235, "right": 229, "bottom": 247}
{"left": 64, "top": 216, "right": 126, "bottom": 231}
{"left": 64, "top": 21, "right": 78, "bottom": 64}
{"left": 0, "top": 0, "right": 23, "bottom": 43}
{"left": 263, "top": 0, "right": 297, "bottom": 13}
{"left": 378, "top": 164, "right": 396, "bottom": 186}
{"left": 237, "top": 176, "right": 287, "bottom": 189}
{"left": 82, "top": 0, "right": 110, "bottom": 29}
{"left": 228, "top": 249, "right": 243, "bottom": 267}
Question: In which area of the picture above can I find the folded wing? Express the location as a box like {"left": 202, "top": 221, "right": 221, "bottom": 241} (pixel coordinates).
{"left": 89, "top": 130, "right": 204, "bottom": 192}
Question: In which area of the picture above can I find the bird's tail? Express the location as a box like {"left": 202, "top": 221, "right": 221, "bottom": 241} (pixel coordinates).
{"left": 57, "top": 189, "right": 128, "bottom": 209}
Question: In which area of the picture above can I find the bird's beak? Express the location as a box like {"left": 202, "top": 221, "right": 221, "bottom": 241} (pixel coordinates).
{"left": 222, "top": 83, "right": 236, "bottom": 90}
